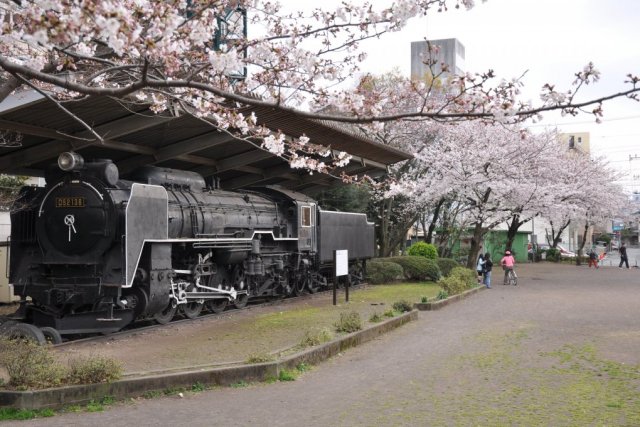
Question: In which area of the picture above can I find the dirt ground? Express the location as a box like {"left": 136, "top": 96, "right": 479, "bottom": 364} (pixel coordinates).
{"left": 51, "top": 282, "right": 440, "bottom": 374}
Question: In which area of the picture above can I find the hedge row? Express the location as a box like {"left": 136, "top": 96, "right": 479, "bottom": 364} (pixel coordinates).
{"left": 367, "top": 256, "right": 461, "bottom": 285}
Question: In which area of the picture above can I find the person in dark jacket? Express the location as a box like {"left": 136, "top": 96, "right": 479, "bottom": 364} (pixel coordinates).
{"left": 619, "top": 243, "right": 629, "bottom": 269}
{"left": 482, "top": 252, "right": 493, "bottom": 288}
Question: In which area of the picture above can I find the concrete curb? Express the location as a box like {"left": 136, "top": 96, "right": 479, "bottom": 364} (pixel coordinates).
{"left": 0, "top": 310, "right": 418, "bottom": 410}
{"left": 413, "top": 285, "right": 485, "bottom": 311}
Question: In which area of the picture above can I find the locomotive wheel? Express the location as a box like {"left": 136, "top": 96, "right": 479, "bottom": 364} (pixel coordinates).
{"left": 5, "top": 323, "right": 46, "bottom": 345}
{"left": 234, "top": 293, "right": 249, "bottom": 309}
{"left": 154, "top": 303, "right": 177, "bottom": 325}
{"left": 293, "top": 273, "right": 307, "bottom": 296}
{"left": 206, "top": 299, "right": 228, "bottom": 314}
{"left": 182, "top": 284, "right": 204, "bottom": 319}
{"left": 232, "top": 267, "right": 249, "bottom": 309}
{"left": 0, "top": 320, "right": 17, "bottom": 334}
{"left": 41, "top": 327, "right": 63, "bottom": 345}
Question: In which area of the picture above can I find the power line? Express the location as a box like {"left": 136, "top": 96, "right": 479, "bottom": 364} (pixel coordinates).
{"left": 526, "top": 114, "right": 640, "bottom": 128}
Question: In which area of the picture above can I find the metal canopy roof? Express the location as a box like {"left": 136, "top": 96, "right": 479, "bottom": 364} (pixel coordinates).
{"left": 0, "top": 91, "right": 411, "bottom": 193}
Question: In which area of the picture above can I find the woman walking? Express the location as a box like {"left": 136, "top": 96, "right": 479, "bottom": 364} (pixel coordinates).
{"left": 483, "top": 252, "right": 493, "bottom": 288}
{"left": 476, "top": 253, "right": 485, "bottom": 284}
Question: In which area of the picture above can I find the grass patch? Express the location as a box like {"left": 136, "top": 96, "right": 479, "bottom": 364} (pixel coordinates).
{"left": 299, "top": 328, "right": 333, "bottom": 348}
{"left": 334, "top": 311, "right": 362, "bottom": 333}
{"left": 296, "top": 363, "right": 311, "bottom": 372}
{"left": 0, "top": 408, "right": 55, "bottom": 421}
{"left": 191, "top": 382, "right": 206, "bottom": 392}
{"left": 278, "top": 369, "right": 297, "bottom": 381}
{"left": 163, "top": 386, "right": 186, "bottom": 396}
{"left": 369, "top": 312, "right": 383, "bottom": 323}
{"left": 143, "top": 390, "right": 163, "bottom": 399}
{"left": 354, "top": 283, "right": 440, "bottom": 303}
{"left": 85, "top": 400, "right": 104, "bottom": 413}
{"left": 231, "top": 380, "right": 249, "bottom": 388}
{"left": 245, "top": 352, "right": 276, "bottom": 364}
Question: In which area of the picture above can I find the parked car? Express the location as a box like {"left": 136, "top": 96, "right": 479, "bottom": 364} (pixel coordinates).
{"left": 528, "top": 243, "right": 550, "bottom": 253}
{"left": 557, "top": 244, "right": 577, "bottom": 258}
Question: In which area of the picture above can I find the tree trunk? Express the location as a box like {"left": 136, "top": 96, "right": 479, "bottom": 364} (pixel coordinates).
{"left": 505, "top": 214, "right": 524, "bottom": 252}
{"left": 549, "top": 219, "right": 571, "bottom": 248}
{"left": 425, "top": 197, "right": 445, "bottom": 244}
{"left": 466, "top": 221, "right": 486, "bottom": 269}
{"left": 576, "top": 221, "right": 590, "bottom": 266}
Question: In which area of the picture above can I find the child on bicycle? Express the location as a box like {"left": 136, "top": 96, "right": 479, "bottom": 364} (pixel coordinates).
{"left": 500, "top": 250, "right": 516, "bottom": 286}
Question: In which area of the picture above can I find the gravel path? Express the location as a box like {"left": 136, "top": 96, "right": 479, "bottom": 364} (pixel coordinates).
{"left": 10, "top": 263, "right": 640, "bottom": 426}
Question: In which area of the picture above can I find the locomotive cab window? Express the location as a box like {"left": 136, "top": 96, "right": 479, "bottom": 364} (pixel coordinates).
{"left": 301, "top": 206, "right": 312, "bottom": 227}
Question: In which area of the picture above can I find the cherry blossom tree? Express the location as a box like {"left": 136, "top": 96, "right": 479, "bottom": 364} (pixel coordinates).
{"left": 537, "top": 150, "right": 626, "bottom": 262}
{"left": 0, "top": 0, "right": 639, "bottom": 175}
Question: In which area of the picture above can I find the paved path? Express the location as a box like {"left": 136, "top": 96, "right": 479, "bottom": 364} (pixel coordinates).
{"left": 11, "top": 263, "right": 640, "bottom": 426}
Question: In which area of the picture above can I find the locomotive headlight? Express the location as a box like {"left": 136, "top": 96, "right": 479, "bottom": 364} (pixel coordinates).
{"left": 58, "top": 152, "right": 85, "bottom": 171}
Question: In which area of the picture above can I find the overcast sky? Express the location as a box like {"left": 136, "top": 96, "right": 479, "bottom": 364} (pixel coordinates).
{"left": 281, "top": 0, "right": 640, "bottom": 192}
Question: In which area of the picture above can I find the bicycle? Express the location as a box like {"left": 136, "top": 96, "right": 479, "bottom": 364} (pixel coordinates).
{"left": 505, "top": 268, "right": 518, "bottom": 286}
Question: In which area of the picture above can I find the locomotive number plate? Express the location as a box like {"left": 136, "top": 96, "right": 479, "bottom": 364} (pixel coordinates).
{"left": 55, "top": 197, "right": 86, "bottom": 208}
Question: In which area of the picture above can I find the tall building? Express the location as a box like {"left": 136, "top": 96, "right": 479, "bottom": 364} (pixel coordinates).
{"left": 410, "top": 38, "right": 465, "bottom": 80}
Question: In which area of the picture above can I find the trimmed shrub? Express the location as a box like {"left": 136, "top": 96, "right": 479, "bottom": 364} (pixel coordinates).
{"left": 438, "top": 266, "right": 476, "bottom": 296}
{"left": 546, "top": 248, "right": 560, "bottom": 262}
{"left": 392, "top": 300, "right": 413, "bottom": 313}
{"left": 0, "top": 338, "right": 124, "bottom": 390}
{"left": 367, "top": 260, "right": 404, "bottom": 284}
{"left": 334, "top": 311, "right": 362, "bottom": 333}
{"left": 407, "top": 242, "right": 438, "bottom": 260}
{"left": 66, "top": 356, "right": 123, "bottom": 385}
{"left": 450, "top": 266, "right": 477, "bottom": 287}
{"left": 385, "top": 256, "right": 441, "bottom": 281}
{"left": 0, "top": 338, "right": 65, "bottom": 390}
{"left": 436, "top": 258, "right": 460, "bottom": 277}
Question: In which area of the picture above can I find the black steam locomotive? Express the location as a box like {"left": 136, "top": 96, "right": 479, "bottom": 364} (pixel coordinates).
{"left": 8, "top": 153, "right": 374, "bottom": 338}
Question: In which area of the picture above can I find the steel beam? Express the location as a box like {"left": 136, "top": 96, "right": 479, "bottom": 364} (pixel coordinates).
{"left": 0, "top": 114, "right": 175, "bottom": 172}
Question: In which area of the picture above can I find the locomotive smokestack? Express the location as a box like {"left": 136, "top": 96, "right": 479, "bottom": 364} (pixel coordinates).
{"left": 58, "top": 152, "right": 85, "bottom": 171}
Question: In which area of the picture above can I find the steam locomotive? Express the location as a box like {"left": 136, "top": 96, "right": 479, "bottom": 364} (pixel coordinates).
{"left": 7, "top": 153, "right": 374, "bottom": 339}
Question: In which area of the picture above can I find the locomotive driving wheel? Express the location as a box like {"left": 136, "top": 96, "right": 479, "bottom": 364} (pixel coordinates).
{"left": 181, "top": 283, "right": 204, "bottom": 319}
{"left": 232, "top": 266, "right": 249, "bottom": 309}
{"left": 205, "top": 269, "right": 230, "bottom": 313}
{"left": 293, "top": 272, "right": 308, "bottom": 296}
{"left": 206, "top": 298, "right": 228, "bottom": 314}
{"left": 154, "top": 303, "right": 177, "bottom": 325}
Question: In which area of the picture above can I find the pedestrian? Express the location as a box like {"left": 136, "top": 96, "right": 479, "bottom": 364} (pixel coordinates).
{"left": 588, "top": 247, "right": 599, "bottom": 268}
{"left": 500, "top": 250, "right": 516, "bottom": 285}
{"left": 483, "top": 252, "right": 493, "bottom": 288}
{"left": 619, "top": 243, "right": 629, "bottom": 269}
{"left": 476, "top": 253, "right": 485, "bottom": 283}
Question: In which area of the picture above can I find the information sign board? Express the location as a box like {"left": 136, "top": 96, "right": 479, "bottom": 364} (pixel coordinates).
{"left": 335, "top": 250, "right": 348, "bottom": 277}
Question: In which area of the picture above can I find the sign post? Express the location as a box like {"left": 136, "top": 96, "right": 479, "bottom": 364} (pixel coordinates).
{"left": 333, "top": 249, "right": 348, "bottom": 306}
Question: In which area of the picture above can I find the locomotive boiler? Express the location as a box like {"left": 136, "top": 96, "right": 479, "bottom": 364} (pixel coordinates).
{"left": 7, "top": 153, "right": 374, "bottom": 338}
